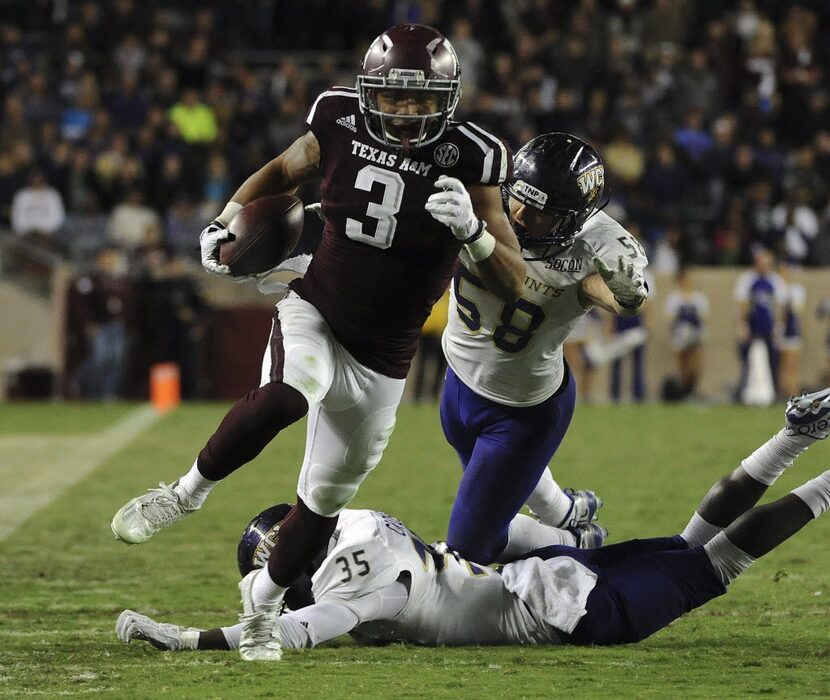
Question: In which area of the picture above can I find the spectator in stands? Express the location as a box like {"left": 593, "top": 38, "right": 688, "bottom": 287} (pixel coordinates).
{"left": 108, "top": 188, "right": 162, "bottom": 251}
{"left": 771, "top": 186, "right": 820, "bottom": 265}
{"left": 10, "top": 169, "right": 65, "bottom": 248}
{"left": 168, "top": 87, "right": 218, "bottom": 145}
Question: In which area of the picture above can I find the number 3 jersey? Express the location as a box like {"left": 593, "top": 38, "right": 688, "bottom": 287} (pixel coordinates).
{"left": 291, "top": 87, "right": 512, "bottom": 379}
{"left": 444, "top": 212, "right": 648, "bottom": 406}
{"left": 308, "top": 509, "right": 596, "bottom": 646}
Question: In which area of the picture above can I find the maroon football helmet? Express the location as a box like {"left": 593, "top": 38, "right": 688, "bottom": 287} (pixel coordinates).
{"left": 357, "top": 24, "right": 461, "bottom": 150}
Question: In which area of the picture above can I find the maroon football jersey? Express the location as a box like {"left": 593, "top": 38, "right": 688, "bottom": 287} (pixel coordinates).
{"left": 291, "top": 86, "right": 512, "bottom": 378}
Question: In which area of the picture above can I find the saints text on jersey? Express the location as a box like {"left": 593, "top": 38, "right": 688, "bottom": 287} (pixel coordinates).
{"left": 351, "top": 139, "right": 432, "bottom": 176}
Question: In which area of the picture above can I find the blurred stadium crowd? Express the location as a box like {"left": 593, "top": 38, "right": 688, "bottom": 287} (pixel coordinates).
{"left": 1, "top": 0, "right": 829, "bottom": 399}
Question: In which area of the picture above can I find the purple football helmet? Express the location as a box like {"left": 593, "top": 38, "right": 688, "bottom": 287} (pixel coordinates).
{"left": 237, "top": 504, "right": 322, "bottom": 611}
{"left": 357, "top": 24, "right": 461, "bottom": 150}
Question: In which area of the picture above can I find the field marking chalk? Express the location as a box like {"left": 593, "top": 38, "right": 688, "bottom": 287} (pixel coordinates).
{"left": 0, "top": 406, "right": 160, "bottom": 541}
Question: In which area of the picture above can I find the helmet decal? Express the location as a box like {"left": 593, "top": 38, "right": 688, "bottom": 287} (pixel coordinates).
{"left": 505, "top": 132, "right": 606, "bottom": 260}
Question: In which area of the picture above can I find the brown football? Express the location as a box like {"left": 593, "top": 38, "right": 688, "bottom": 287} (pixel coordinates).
{"left": 220, "top": 194, "right": 304, "bottom": 276}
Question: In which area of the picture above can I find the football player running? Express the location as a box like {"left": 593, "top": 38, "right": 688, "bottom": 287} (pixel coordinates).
{"left": 118, "top": 389, "right": 830, "bottom": 657}
{"left": 433, "top": 133, "right": 648, "bottom": 564}
{"left": 110, "top": 24, "right": 525, "bottom": 659}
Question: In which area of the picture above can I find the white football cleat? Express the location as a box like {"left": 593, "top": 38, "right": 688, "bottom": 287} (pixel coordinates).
{"left": 116, "top": 610, "right": 200, "bottom": 651}
{"left": 238, "top": 570, "right": 284, "bottom": 661}
{"left": 785, "top": 387, "right": 830, "bottom": 440}
{"left": 111, "top": 481, "right": 200, "bottom": 544}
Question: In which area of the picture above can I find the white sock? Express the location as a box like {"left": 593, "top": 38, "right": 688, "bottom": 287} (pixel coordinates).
{"left": 174, "top": 460, "right": 217, "bottom": 507}
{"left": 498, "top": 514, "right": 576, "bottom": 562}
{"left": 525, "top": 470, "right": 574, "bottom": 527}
{"left": 791, "top": 470, "right": 830, "bottom": 518}
{"left": 740, "top": 429, "right": 813, "bottom": 486}
{"left": 251, "top": 568, "right": 287, "bottom": 609}
{"left": 220, "top": 624, "right": 243, "bottom": 650}
{"left": 704, "top": 532, "right": 756, "bottom": 585}
{"left": 680, "top": 511, "right": 723, "bottom": 547}
{"left": 179, "top": 629, "right": 200, "bottom": 650}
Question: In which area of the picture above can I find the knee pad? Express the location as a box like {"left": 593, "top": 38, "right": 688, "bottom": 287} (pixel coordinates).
{"left": 302, "top": 410, "right": 397, "bottom": 517}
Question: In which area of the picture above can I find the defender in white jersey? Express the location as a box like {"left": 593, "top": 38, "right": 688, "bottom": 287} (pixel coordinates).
{"left": 117, "top": 387, "right": 830, "bottom": 656}
{"left": 437, "top": 133, "right": 648, "bottom": 564}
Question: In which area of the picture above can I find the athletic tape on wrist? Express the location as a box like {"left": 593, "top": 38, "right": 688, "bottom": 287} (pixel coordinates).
{"left": 465, "top": 230, "right": 496, "bottom": 262}
{"left": 216, "top": 201, "right": 243, "bottom": 227}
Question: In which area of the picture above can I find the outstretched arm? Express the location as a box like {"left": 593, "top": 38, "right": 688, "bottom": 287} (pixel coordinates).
{"left": 466, "top": 183, "right": 527, "bottom": 302}
{"left": 117, "top": 580, "right": 409, "bottom": 653}
{"left": 578, "top": 256, "right": 648, "bottom": 318}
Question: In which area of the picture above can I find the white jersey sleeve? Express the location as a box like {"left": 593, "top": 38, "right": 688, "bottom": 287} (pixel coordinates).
{"left": 583, "top": 213, "right": 648, "bottom": 283}
{"left": 734, "top": 271, "right": 753, "bottom": 302}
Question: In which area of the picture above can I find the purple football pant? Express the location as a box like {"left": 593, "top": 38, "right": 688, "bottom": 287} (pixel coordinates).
{"left": 524, "top": 536, "right": 727, "bottom": 645}
{"left": 440, "top": 365, "right": 576, "bottom": 563}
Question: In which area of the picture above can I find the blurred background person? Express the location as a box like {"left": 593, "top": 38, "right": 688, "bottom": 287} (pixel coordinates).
{"left": 10, "top": 169, "right": 65, "bottom": 252}
{"left": 66, "top": 246, "right": 133, "bottom": 400}
{"left": 663, "top": 266, "right": 709, "bottom": 401}
{"left": 734, "top": 246, "right": 785, "bottom": 405}
{"left": 609, "top": 307, "right": 648, "bottom": 403}
{"left": 777, "top": 261, "right": 806, "bottom": 399}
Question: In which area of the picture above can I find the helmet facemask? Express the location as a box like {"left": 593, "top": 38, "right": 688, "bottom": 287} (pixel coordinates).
{"left": 357, "top": 70, "right": 460, "bottom": 151}
{"left": 506, "top": 186, "right": 584, "bottom": 261}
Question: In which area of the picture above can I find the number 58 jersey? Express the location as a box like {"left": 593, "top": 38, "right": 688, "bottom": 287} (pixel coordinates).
{"left": 292, "top": 87, "right": 511, "bottom": 380}
{"left": 444, "top": 211, "right": 648, "bottom": 406}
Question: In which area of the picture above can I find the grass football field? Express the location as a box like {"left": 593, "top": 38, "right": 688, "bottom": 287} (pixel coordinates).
{"left": 1, "top": 401, "right": 830, "bottom": 698}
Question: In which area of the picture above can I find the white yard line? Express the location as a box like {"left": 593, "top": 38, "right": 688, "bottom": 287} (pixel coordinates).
{"left": 0, "top": 406, "right": 160, "bottom": 541}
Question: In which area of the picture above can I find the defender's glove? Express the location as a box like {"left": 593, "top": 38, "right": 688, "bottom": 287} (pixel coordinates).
{"left": 425, "top": 175, "right": 483, "bottom": 242}
{"left": 199, "top": 220, "right": 236, "bottom": 277}
{"left": 593, "top": 255, "right": 648, "bottom": 309}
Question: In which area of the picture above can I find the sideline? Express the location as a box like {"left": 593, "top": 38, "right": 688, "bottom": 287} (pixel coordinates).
{"left": 0, "top": 406, "right": 160, "bottom": 540}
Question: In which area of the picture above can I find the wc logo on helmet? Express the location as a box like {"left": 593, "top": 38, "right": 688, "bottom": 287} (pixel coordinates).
{"left": 252, "top": 526, "right": 280, "bottom": 569}
{"left": 577, "top": 165, "right": 605, "bottom": 198}
{"left": 434, "top": 143, "right": 460, "bottom": 167}
{"left": 514, "top": 179, "right": 548, "bottom": 207}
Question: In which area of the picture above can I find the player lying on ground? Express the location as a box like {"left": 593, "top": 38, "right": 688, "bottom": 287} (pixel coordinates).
{"left": 118, "top": 389, "right": 830, "bottom": 658}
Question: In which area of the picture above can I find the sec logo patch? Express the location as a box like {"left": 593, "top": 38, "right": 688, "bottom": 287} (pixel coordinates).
{"left": 434, "top": 143, "right": 460, "bottom": 167}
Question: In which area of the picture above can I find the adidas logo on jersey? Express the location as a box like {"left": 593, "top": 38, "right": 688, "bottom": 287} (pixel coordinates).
{"left": 336, "top": 114, "right": 357, "bottom": 132}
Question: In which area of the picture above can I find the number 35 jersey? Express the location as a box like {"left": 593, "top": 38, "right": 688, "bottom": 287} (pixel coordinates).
{"left": 292, "top": 87, "right": 511, "bottom": 379}
{"left": 311, "top": 509, "right": 556, "bottom": 646}
{"left": 444, "top": 211, "right": 648, "bottom": 406}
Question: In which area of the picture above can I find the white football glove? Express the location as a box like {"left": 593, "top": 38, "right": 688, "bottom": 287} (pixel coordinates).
{"left": 425, "top": 175, "right": 481, "bottom": 241}
{"left": 593, "top": 255, "right": 648, "bottom": 309}
{"left": 116, "top": 610, "right": 200, "bottom": 651}
{"left": 199, "top": 220, "right": 235, "bottom": 277}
